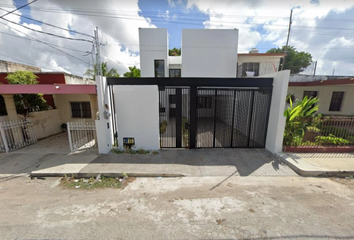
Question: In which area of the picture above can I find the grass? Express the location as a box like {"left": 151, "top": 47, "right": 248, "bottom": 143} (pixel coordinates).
{"left": 111, "top": 148, "right": 159, "bottom": 155}
{"left": 60, "top": 175, "right": 122, "bottom": 189}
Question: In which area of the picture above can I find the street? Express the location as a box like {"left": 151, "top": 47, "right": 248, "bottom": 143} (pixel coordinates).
{"left": 0, "top": 175, "right": 354, "bottom": 240}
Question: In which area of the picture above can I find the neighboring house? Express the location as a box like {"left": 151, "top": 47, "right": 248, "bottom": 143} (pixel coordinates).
{"left": 0, "top": 71, "right": 97, "bottom": 140}
{"left": 288, "top": 76, "right": 354, "bottom": 116}
{"left": 237, "top": 49, "right": 285, "bottom": 77}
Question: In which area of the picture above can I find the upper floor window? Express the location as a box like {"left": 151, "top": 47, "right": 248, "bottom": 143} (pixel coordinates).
{"left": 154, "top": 60, "right": 165, "bottom": 77}
{"left": 242, "top": 62, "right": 260, "bottom": 77}
{"left": 329, "top": 92, "right": 344, "bottom": 112}
{"left": 70, "top": 102, "right": 91, "bottom": 118}
{"left": 169, "top": 69, "right": 181, "bottom": 78}
{"left": 303, "top": 91, "right": 318, "bottom": 99}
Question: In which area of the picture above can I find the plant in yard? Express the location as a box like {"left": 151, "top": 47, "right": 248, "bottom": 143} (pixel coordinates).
{"left": 6, "top": 71, "right": 49, "bottom": 119}
{"left": 283, "top": 96, "right": 319, "bottom": 146}
{"left": 315, "top": 135, "right": 350, "bottom": 146}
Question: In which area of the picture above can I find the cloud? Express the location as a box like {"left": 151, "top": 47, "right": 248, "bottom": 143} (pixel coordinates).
{"left": 183, "top": 0, "right": 354, "bottom": 75}
{"left": 0, "top": 0, "right": 155, "bottom": 76}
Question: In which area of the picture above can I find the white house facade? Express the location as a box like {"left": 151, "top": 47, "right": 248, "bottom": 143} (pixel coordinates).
{"left": 95, "top": 28, "right": 290, "bottom": 154}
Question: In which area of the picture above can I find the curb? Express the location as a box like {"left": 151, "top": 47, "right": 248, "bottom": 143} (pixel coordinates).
{"left": 30, "top": 172, "right": 185, "bottom": 178}
{"left": 275, "top": 152, "right": 354, "bottom": 178}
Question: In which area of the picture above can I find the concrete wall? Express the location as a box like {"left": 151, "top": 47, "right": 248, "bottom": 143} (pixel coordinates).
{"left": 139, "top": 28, "right": 169, "bottom": 77}
{"left": 27, "top": 109, "right": 62, "bottom": 140}
{"left": 0, "top": 116, "right": 8, "bottom": 122}
{"left": 114, "top": 85, "right": 159, "bottom": 150}
{"left": 168, "top": 56, "right": 182, "bottom": 70}
{"left": 182, "top": 29, "right": 238, "bottom": 77}
{"left": 53, "top": 94, "right": 92, "bottom": 123}
{"left": 288, "top": 85, "right": 354, "bottom": 116}
{"left": 0, "top": 60, "right": 41, "bottom": 72}
{"left": 260, "top": 70, "right": 290, "bottom": 153}
{"left": 64, "top": 74, "right": 95, "bottom": 85}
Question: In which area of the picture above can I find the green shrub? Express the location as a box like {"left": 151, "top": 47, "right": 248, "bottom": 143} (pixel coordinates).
{"left": 315, "top": 135, "right": 349, "bottom": 145}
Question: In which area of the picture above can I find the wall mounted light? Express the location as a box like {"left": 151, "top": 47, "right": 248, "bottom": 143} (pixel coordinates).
{"left": 55, "top": 86, "right": 60, "bottom": 89}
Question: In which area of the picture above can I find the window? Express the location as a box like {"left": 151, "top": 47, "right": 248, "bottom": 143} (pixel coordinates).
{"left": 242, "top": 62, "right": 260, "bottom": 77}
{"left": 169, "top": 69, "right": 181, "bottom": 78}
{"left": 154, "top": 60, "right": 165, "bottom": 77}
{"left": 303, "top": 91, "right": 318, "bottom": 99}
{"left": 329, "top": 92, "right": 344, "bottom": 111}
{"left": 70, "top": 102, "right": 91, "bottom": 118}
{"left": 197, "top": 97, "right": 212, "bottom": 108}
{"left": 169, "top": 94, "right": 176, "bottom": 104}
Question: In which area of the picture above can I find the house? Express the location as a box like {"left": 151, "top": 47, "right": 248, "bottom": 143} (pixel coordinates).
{"left": 237, "top": 50, "right": 285, "bottom": 77}
{"left": 0, "top": 71, "right": 97, "bottom": 141}
{"left": 288, "top": 76, "right": 354, "bottom": 116}
{"left": 101, "top": 28, "right": 290, "bottom": 154}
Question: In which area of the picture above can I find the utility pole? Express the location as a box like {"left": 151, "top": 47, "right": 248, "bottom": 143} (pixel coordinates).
{"left": 94, "top": 27, "right": 101, "bottom": 76}
{"left": 281, "top": 10, "right": 293, "bottom": 71}
{"left": 313, "top": 61, "right": 317, "bottom": 76}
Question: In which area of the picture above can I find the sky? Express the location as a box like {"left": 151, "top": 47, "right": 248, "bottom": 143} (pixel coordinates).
{"left": 0, "top": 0, "right": 353, "bottom": 77}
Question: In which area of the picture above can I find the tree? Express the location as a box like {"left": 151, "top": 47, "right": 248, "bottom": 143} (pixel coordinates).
{"left": 84, "top": 62, "right": 120, "bottom": 79}
{"left": 123, "top": 66, "right": 141, "bottom": 78}
{"left": 169, "top": 48, "right": 181, "bottom": 56}
{"left": 266, "top": 45, "right": 312, "bottom": 74}
{"left": 6, "top": 71, "right": 49, "bottom": 119}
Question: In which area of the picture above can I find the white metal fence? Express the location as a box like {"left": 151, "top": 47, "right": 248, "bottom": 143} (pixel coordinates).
{"left": 0, "top": 119, "right": 37, "bottom": 153}
{"left": 67, "top": 121, "right": 97, "bottom": 153}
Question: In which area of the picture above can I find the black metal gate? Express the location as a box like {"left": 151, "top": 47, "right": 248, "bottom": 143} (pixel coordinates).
{"left": 107, "top": 77, "right": 274, "bottom": 149}
{"left": 159, "top": 87, "right": 190, "bottom": 148}
{"left": 196, "top": 88, "right": 272, "bottom": 148}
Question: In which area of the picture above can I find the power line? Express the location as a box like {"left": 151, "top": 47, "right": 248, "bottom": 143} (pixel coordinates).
{"left": 0, "top": 17, "right": 93, "bottom": 43}
{"left": 0, "top": 21, "right": 90, "bottom": 65}
{"left": 0, "top": 30, "right": 88, "bottom": 53}
{"left": 0, "top": 0, "right": 37, "bottom": 18}
{"left": 0, "top": 7, "right": 93, "bottom": 38}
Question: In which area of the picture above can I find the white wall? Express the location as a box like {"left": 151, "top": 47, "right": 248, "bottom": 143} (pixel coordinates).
{"left": 139, "top": 28, "right": 169, "bottom": 77}
{"left": 288, "top": 85, "right": 354, "bottom": 115}
{"left": 114, "top": 85, "right": 159, "bottom": 150}
{"left": 168, "top": 56, "right": 182, "bottom": 70}
{"left": 260, "top": 70, "right": 290, "bottom": 153}
{"left": 182, "top": 29, "right": 238, "bottom": 77}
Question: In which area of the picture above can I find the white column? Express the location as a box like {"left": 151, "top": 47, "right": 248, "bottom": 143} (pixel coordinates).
{"left": 95, "top": 76, "right": 113, "bottom": 154}
{"left": 262, "top": 70, "right": 290, "bottom": 153}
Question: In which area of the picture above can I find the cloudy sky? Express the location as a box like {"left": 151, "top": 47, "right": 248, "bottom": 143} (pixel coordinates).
{"left": 0, "top": 0, "right": 353, "bottom": 77}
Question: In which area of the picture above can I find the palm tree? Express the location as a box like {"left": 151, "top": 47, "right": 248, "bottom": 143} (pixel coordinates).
{"left": 84, "top": 62, "right": 120, "bottom": 79}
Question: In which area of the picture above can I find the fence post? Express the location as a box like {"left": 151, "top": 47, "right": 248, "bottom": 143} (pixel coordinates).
{"left": 0, "top": 122, "right": 9, "bottom": 153}
{"left": 67, "top": 122, "right": 73, "bottom": 152}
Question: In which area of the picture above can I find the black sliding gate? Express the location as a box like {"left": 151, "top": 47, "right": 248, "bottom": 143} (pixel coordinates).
{"left": 107, "top": 77, "right": 273, "bottom": 149}
{"left": 196, "top": 88, "right": 272, "bottom": 148}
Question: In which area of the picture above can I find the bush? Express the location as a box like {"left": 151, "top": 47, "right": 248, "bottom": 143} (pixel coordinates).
{"left": 315, "top": 135, "right": 350, "bottom": 145}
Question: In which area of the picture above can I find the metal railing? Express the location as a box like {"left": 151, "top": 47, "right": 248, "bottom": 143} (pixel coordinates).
{"left": 284, "top": 117, "right": 354, "bottom": 147}
{"left": 67, "top": 121, "right": 97, "bottom": 153}
{"left": 0, "top": 119, "right": 37, "bottom": 153}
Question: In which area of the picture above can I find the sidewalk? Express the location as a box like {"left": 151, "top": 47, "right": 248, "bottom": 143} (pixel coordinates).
{"left": 278, "top": 152, "right": 354, "bottom": 177}
{"left": 29, "top": 149, "right": 296, "bottom": 178}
